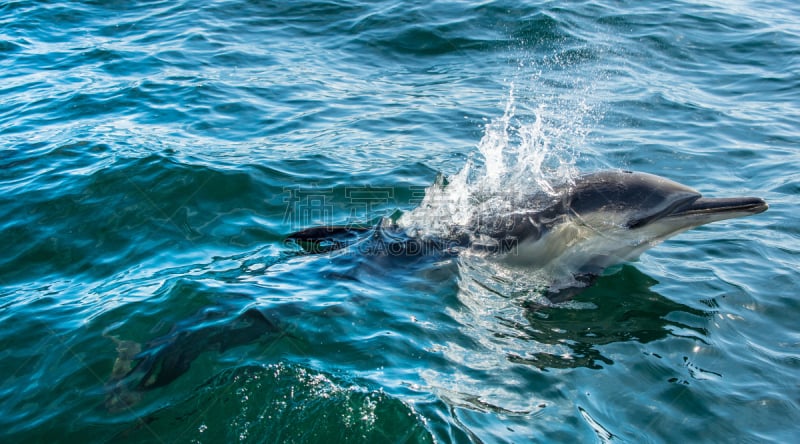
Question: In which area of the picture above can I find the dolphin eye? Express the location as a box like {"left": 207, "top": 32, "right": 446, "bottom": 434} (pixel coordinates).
{"left": 627, "top": 217, "right": 649, "bottom": 229}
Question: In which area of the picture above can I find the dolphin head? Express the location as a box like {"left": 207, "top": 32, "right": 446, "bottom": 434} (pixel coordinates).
{"left": 494, "top": 170, "right": 767, "bottom": 275}
{"left": 568, "top": 170, "right": 767, "bottom": 239}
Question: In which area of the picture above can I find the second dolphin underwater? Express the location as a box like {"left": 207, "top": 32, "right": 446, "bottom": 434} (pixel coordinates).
{"left": 290, "top": 170, "right": 768, "bottom": 296}
{"left": 107, "top": 170, "right": 767, "bottom": 402}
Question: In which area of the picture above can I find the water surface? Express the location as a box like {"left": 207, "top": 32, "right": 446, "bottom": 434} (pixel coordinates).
{"left": 1, "top": 0, "right": 798, "bottom": 442}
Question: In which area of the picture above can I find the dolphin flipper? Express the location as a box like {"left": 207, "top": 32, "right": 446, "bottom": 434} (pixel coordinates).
{"left": 545, "top": 274, "right": 600, "bottom": 304}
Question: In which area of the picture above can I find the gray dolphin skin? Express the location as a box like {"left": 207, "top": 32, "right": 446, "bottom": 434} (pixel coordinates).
{"left": 289, "top": 170, "right": 768, "bottom": 289}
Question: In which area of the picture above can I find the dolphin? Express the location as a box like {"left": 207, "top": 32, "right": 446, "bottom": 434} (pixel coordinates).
{"left": 288, "top": 170, "right": 767, "bottom": 296}
{"left": 105, "top": 170, "right": 767, "bottom": 399}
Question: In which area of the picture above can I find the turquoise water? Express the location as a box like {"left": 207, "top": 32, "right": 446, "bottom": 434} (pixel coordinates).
{"left": 1, "top": 0, "right": 798, "bottom": 442}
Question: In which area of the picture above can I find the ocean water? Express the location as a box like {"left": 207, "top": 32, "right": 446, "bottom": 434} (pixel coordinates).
{"left": 1, "top": 0, "right": 798, "bottom": 442}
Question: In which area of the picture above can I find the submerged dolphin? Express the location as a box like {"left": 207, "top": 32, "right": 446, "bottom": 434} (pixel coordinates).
{"left": 105, "top": 307, "right": 283, "bottom": 412}
{"left": 289, "top": 170, "right": 768, "bottom": 295}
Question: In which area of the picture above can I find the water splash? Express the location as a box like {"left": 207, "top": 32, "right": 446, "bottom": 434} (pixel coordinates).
{"left": 398, "top": 84, "right": 582, "bottom": 237}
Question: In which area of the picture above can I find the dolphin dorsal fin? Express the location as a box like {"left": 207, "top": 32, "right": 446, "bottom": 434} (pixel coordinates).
{"left": 286, "top": 225, "right": 374, "bottom": 253}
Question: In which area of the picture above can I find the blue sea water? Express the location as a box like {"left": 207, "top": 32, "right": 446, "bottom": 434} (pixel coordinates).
{"left": 1, "top": 0, "right": 799, "bottom": 442}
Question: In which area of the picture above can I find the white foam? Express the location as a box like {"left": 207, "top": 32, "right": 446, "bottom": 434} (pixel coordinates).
{"left": 398, "top": 83, "right": 587, "bottom": 238}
